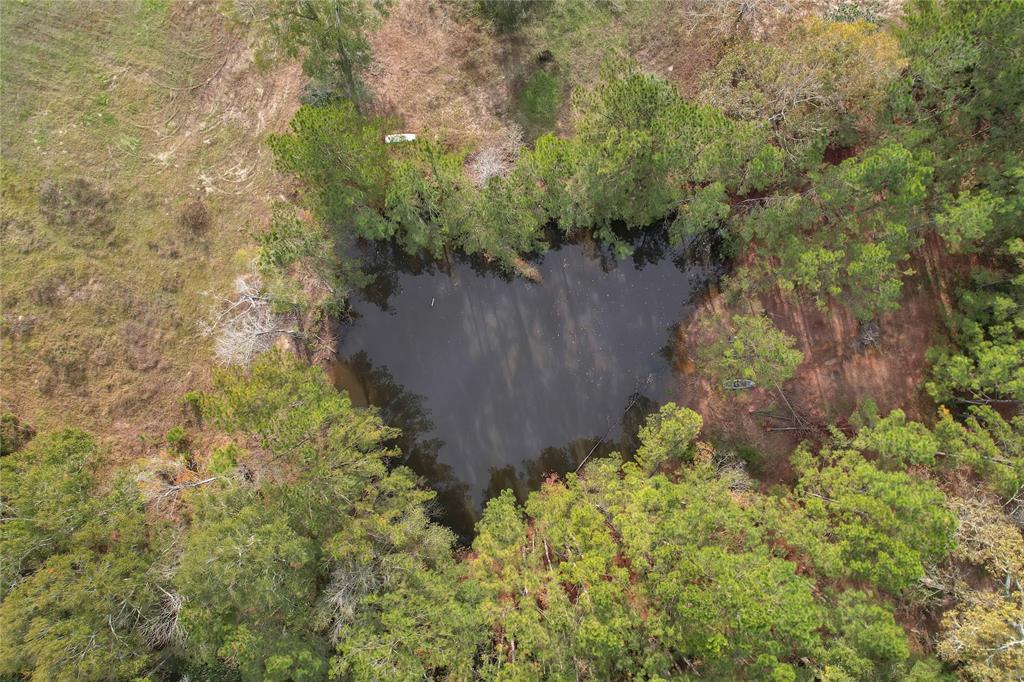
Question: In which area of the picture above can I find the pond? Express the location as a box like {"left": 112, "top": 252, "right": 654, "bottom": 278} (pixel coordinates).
{"left": 330, "top": 229, "right": 725, "bottom": 540}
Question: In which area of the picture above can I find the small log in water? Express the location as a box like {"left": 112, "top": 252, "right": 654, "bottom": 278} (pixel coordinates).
{"left": 512, "top": 257, "right": 542, "bottom": 283}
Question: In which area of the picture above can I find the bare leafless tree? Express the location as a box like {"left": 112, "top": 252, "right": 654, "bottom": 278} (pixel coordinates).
{"left": 466, "top": 124, "right": 524, "bottom": 188}
{"left": 201, "top": 275, "right": 299, "bottom": 366}
{"left": 314, "top": 563, "right": 379, "bottom": 644}
{"left": 143, "top": 586, "right": 184, "bottom": 649}
{"left": 713, "top": 450, "right": 755, "bottom": 492}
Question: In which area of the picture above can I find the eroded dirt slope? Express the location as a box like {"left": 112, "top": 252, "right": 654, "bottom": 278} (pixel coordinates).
{"left": 676, "top": 234, "right": 968, "bottom": 471}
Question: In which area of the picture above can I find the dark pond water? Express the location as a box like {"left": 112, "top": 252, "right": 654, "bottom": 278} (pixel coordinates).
{"left": 330, "top": 230, "right": 724, "bottom": 539}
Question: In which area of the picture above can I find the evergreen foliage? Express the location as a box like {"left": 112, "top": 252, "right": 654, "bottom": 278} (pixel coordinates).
{"left": 262, "top": 0, "right": 392, "bottom": 112}
{"left": 737, "top": 143, "right": 932, "bottom": 320}
{"left": 268, "top": 102, "right": 392, "bottom": 240}
{"left": 702, "top": 314, "right": 804, "bottom": 390}
{"left": 464, "top": 410, "right": 932, "bottom": 680}
{"left": 180, "top": 355, "right": 469, "bottom": 679}
{"left": 0, "top": 432, "right": 159, "bottom": 680}
{"left": 792, "top": 445, "right": 956, "bottom": 594}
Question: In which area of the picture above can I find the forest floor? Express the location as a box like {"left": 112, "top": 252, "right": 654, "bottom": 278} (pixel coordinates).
{"left": 0, "top": 1, "right": 303, "bottom": 450}
{"left": 675, "top": 233, "right": 970, "bottom": 483}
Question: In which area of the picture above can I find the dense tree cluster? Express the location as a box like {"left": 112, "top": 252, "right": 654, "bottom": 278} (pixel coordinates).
{"left": 268, "top": 57, "right": 779, "bottom": 267}
{"left": 0, "top": 431, "right": 159, "bottom": 680}
{"left": 249, "top": 0, "right": 392, "bottom": 112}
{"left": 0, "top": 358, "right": 985, "bottom": 680}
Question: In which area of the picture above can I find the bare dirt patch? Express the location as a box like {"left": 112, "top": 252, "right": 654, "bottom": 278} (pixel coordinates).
{"left": 675, "top": 233, "right": 971, "bottom": 472}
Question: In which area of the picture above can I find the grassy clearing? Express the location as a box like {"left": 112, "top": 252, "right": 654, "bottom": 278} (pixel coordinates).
{"left": 0, "top": 0, "right": 301, "bottom": 445}
{"left": 512, "top": 68, "right": 562, "bottom": 140}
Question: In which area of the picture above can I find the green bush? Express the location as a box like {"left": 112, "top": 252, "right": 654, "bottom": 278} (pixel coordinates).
{"left": 209, "top": 444, "right": 240, "bottom": 475}
{"left": 165, "top": 425, "right": 188, "bottom": 454}
{"left": 0, "top": 414, "right": 34, "bottom": 455}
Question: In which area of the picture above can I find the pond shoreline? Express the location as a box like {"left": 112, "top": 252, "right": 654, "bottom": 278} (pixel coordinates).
{"left": 324, "top": 225, "right": 728, "bottom": 540}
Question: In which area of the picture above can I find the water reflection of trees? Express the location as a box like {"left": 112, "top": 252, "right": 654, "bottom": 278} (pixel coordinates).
{"left": 354, "top": 239, "right": 515, "bottom": 312}
{"left": 333, "top": 223, "right": 728, "bottom": 540}
{"left": 483, "top": 391, "right": 660, "bottom": 506}
{"left": 335, "top": 353, "right": 664, "bottom": 540}
{"left": 640, "top": 225, "right": 727, "bottom": 276}
{"left": 336, "top": 352, "right": 477, "bottom": 541}
{"left": 550, "top": 221, "right": 728, "bottom": 277}
{"left": 351, "top": 223, "right": 727, "bottom": 311}
{"left": 355, "top": 241, "right": 439, "bottom": 312}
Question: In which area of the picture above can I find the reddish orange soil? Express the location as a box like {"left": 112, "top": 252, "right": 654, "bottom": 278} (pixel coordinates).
{"left": 675, "top": 233, "right": 971, "bottom": 474}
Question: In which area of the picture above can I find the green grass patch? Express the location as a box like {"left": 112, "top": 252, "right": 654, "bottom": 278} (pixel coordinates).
{"left": 514, "top": 69, "right": 562, "bottom": 139}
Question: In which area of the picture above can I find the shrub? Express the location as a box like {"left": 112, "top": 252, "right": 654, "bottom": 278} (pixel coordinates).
{"left": 183, "top": 391, "right": 203, "bottom": 424}
{"left": 0, "top": 414, "right": 35, "bottom": 456}
{"left": 165, "top": 425, "right": 189, "bottom": 454}
{"left": 178, "top": 198, "right": 210, "bottom": 233}
{"left": 208, "top": 444, "right": 239, "bottom": 475}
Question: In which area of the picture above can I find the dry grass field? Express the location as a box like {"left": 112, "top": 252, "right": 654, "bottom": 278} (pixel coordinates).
{"left": 0, "top": 0, "right": 303, "bottom": 447}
